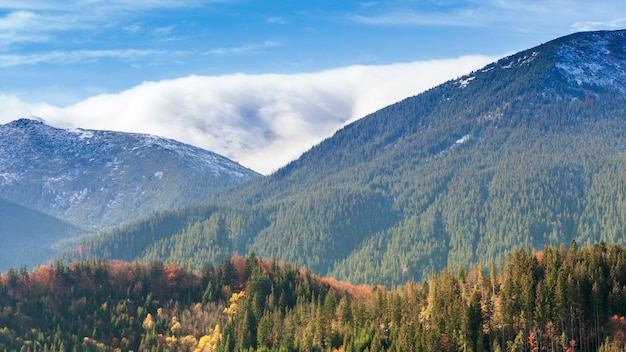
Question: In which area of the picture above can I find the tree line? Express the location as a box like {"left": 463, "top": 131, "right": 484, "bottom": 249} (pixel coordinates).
{"left": 4, "top": 242, "right": 626, "bottom": 351}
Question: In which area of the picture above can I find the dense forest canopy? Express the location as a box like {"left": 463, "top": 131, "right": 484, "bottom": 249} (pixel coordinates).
{"left": 4, "top": 243, "right": 626, "bottom": 351}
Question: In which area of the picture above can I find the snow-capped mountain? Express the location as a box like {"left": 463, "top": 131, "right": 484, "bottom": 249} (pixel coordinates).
{"left": 452, "top": 30, "right": 626, "bottom": 95}
{"left": 554, "top": 30, "right": 626, "bottom": 89}
{"left": 0, "top": 118, "right": 259, "bottom": 231}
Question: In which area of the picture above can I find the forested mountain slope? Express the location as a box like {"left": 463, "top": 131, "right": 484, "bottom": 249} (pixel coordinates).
{"left": 61, "top": 29, "right": 626, "bottom": 285}
{"left": 6, "top": 244, "right": 626, "bottom": 351}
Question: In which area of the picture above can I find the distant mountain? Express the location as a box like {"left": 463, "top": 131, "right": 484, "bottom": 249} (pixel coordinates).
{"left": 59, "top": 30, "right": 626, "bottom": 285}
{"left": 0, "top": 118, "right": 259, "bottom": 269}
{"left": 0, "top": 118, "right": 259, "bottom": 231}
{"left": 0, "top": 196, "right": 81, "bottom": 271}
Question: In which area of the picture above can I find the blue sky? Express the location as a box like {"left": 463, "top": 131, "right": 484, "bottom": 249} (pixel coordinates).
{"left": 1, "top": 1, "right": 625, "bottom": 173}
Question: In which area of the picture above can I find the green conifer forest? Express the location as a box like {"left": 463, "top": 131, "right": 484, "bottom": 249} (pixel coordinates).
{"left": 3, "top": 243, "right": 626, "bottom": 351}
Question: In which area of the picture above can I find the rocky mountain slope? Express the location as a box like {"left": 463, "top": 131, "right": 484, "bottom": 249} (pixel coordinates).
{"left": 0, "top": 118, "right": 259, "bottom": 230}
{"left": 60, "top": 30, "right": 626, "bottom": 285}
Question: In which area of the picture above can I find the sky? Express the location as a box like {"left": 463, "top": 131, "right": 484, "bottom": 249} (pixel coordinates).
{"left": 0, "top": 1, "right": 625, "bottom": 174}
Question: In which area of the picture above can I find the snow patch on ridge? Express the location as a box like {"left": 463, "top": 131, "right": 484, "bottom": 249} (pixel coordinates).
{"left": 456, "top": 135, "right": 470, "bottom": 144}
{"left": 499, "top": 51, "right": 539, "bottom": 69}
{"left": 68, "top": 128, "right": 94, "bottom": 139}
{"left": 438, "top": 134, "right": 471, "bottom": 156}
{"left": 0, "top": 173, "right": 19, "bottom": 185}
{"left": 555, "top": 31, "right": 626, "bottom": 91}
{"left": 458, "top": 76, "right": 476, "bottom": 88}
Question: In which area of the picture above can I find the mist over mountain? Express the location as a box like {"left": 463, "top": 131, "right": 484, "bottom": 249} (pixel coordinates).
{"left": 60, "top": 30, "right": 626, "bottom": 285}
{"left": 0, "top": 57, "right": 495, "bottom": 175}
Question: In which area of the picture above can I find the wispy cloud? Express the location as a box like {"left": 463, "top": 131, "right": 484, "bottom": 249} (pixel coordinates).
{"left": 0, "top": 2, "right": 72, "bottom": 11}
{"left": 0, "top": 10, "right": 40, "bottom": 30}
{"left": 207, "top": 40, "right": 281, "bottom": 56}
{"left": 349, "top": 0, "right": 626, "bottom": 32}
{"left": 350, "top": 9, "right": 480, "bottom": 27}
{"left": 0, "top": 49, "right": 165, "bottom": 67}
{"left": 123, "top": 23, "right": 143, "bottom": 34}
{"left": 153, "top": 25, "right": 175, "bottom": 35}
{"left": 266, "top": 17, "right": 286, "bottom": 24}
{"left": 0, "top": 55, "right": 496, "bottom": 174}
{"left": 0, "top": 1, "right": 220, "bottom": 46}
{"left": 0, "top": 10, "right": 82, "bottom": 45}
{"left": 0, "top": 0, "right": 217, "bottom": 12}
{"left": 572, "top": 18, "right": 626, "bottom": 32}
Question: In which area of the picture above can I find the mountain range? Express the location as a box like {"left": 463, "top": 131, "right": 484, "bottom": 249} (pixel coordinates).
{"left": 0, "top": 118, "right": 259, "bottom": 270}
{"left": 41, "top": 29, "right": 626, "bottom": 285}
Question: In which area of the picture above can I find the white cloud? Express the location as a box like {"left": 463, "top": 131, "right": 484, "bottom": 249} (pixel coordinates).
{"left": 0, "top": 0, "right": 219, "bottom": 12}
{"left": 0, "top": 10, "right": 82, "bottom": 46}
{"left": 266, "top": 17, "right": 286, "bottom": 24}
{"left": 0, "top": 1, "right": 222, "bottom": 46}
{"left": 572, "top": 18, "right": 626, "bottom": 32}
{"left": 350, "top": 0, "right": 626, "bottom": 32}
{"left": 123, "top": 23, "right": 143, "bottom": 33}
{"left": 0, "top": 10, "right": 39, "bottom": 30}
{"left": 350, "top": 9, "right": 478, "bottom": 27}
{"left": 0, "top": 56, "right": 495, "bottom": 174}
{"left": 0, "top": 49, "right": 165, "bottom": 67}
{"left": 207, "top": 41, "right": 282, "bottom": 56}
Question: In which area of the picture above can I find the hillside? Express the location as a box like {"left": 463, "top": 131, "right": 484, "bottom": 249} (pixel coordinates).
{"left": 60, "top": 29, "right": 626, "bottom": 285}
{"left": 0, "top": 196, "right": 81, "bottom": 272}
{"left": 5, "top": 244, "right": 626, "bottom": 351}
{"left": 0, "top": 118, "right": 259, "bottom": 231}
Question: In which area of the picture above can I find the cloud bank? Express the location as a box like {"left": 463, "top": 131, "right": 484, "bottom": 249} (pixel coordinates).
{"left": 0, "top": 56, "right": 495, "bottom": 174}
